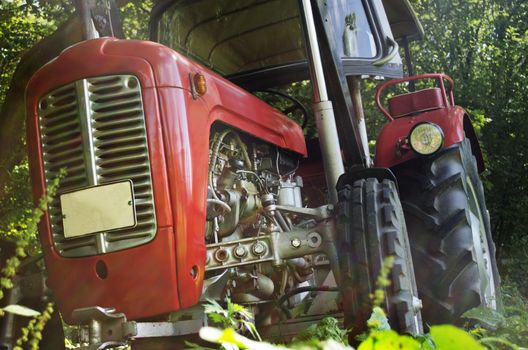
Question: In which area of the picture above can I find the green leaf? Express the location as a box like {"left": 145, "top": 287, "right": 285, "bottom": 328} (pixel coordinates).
{"left": 367, "top": 307, "right": 391, "bottom": 331}
{"left": 426, "top": 325, "right": 485, "bottom": 350}
{"left": 462, "top": 306, "right": 506, "bottom": 330}
{"left": 2, "top": 304, "right": 40, "bottom": 317}
{"left": 294, "top": 317, "right": 349, "bottom": 344}
{"left": 358, "top": 330, "right": 420, "bottom": 350}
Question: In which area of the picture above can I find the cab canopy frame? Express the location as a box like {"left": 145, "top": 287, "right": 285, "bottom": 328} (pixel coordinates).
{"left": 149, "top": 0, "right": 422, "bottom": 87}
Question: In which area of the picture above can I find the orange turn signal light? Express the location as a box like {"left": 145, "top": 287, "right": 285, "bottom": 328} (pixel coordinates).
{"left": 193, "top": 73, "right": 207, "bottom": 97}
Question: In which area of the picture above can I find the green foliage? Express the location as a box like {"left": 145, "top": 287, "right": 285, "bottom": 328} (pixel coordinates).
{"left": 0, "top": 0, "right": 73, "bottom": 108}
{"left": 424, "top": 325, "right": 484, "bottom": 350}
{"left": 369, "top": 256, "right": 394, "bottom": 308}
{"left": 294, "top": 317, "right": 349, "bottom": 344}
{"left": 358, "top": 330, "right": 420, "bottom": 350}
{"left": 198, "top": 300, "right": 505, "bottom": 350}
{"left": 0, "top": 167, "right": 64, "bottom": 350}
{"left": 462, "top": 306, "right": 506, "bottom": 330}
{"left": 409, "top": 0, "right": 528, "bottom": 290}
{"left": 120, "top": 0, "right": 153, "bottom": 40}
{"left": 0, "top": 168, "right": 64, "bottom": 306}
{"left": 204, "top": 299, "right": 261, "bottom": 341}
{"left": 463, "top": 281, "right": 528, "bottom": 348}
{"left": 366, "top": 307, "right": 391, "bottom": 332}
{"left": 0, "top": 161, "right": 33, "bottom": 231}
{"left": 14, "top": 302, "right": 54, "bottom": 350}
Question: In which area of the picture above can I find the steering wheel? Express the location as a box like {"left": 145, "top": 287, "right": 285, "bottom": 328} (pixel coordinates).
{"left": 256, "top": 89, "right": 309, "bottom": 129}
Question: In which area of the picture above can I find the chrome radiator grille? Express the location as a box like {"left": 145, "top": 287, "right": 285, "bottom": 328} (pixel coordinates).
{"left": 38, "top": 75, "right": 156, "bottom": 257}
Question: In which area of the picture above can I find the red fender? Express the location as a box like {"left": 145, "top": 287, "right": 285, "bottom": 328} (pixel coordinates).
{"left": 373, "top": 74, "right": 484, "bottom": 172}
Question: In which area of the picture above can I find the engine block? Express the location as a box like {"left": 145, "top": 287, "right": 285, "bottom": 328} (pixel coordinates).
{"left": 203, "top": 126, "right": 339, "bottom": 317}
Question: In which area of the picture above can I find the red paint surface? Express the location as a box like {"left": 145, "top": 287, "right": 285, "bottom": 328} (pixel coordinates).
{"left": 374, "top": 73, "right": 467, "bottom": 168}
{"left": 26, "top": 38, "right": 306, "bottom": 322}
{"left": 376, "top": 73, "right": 455, "bottom": 121}
{"left": 388, "top": 88, "right": 446, "bottom": 118}
{"left": 374, "top": 106, "right": 466, "bottom": 168}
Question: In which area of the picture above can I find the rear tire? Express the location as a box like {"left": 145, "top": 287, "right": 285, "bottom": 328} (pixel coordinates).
{"left": 337, "top": 178, "right": 422, "bottom": 336}
{"left": 394, "top": 139, "right": 500, "bottom": 325}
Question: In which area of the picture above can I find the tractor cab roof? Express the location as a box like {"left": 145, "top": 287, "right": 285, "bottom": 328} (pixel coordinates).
{"left": 150, "top": 0, "right": 422, "bottom": 88}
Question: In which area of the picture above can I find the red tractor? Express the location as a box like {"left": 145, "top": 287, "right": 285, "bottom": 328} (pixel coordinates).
{"left": 0, "top": 0, "right": 499, "bottom": 348}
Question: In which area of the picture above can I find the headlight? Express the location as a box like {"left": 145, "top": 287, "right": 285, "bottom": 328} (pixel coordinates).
{"left": 409, "top": 122, "right": 444, "bottom": 155}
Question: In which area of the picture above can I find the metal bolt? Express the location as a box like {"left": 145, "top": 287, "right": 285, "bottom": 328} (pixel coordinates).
{"left": 214, "top": 248, "right": 229, "bottom": 262}
{"left": 412, "top": 296, "right": 423, "bottom": 311}
{"left": 234, "top": 245, "right": 247, "bottom": 258}
{"left": 326, "top": 204, "right": 334, "bottom": 214}
{"left": 307, "top": 232, "right": 322, "bottom": 248}
{"left": 252, "top": 242, "right": 266, "bottom": 255}
{"left": 291, "top": 238, "right": 302, "bottom": 248}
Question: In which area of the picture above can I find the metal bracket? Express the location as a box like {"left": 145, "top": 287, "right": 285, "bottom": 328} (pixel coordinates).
{"left": 274, "top": 204, "right": 334, "bottom": 220}
{"left": 73, "top": 307, "right": 136, "bottom": 350}
{"left": 72, "top": 307, "right": 205, "bottom": 349}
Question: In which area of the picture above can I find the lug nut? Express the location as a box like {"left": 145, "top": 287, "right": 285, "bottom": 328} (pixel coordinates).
{"left": 291, "top": 238, "right": 302, "bottom": 248}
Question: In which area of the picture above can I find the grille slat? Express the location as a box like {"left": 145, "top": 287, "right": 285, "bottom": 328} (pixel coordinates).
{"left": 97, "top": 163, "right": 150, "bottom": 177}
{"left": 44, "top": 147, "right": 84, "bottom": 163}
{"left": 42, "top": 118, "right": 80, "bottom": 135}
{"left": 106, "top": 231, "right": 154, "bottom": 243}
{"left": 41, "top": 103, "right": 78, "bottom": 120}
{"left": 90, "top": 91, "right": 138, "bottom": 103}
{"left": 93, "top": 117, "right": 141, "bottom": 130}
{"left": 43, "top": 135, "right": 83, "bottom": 154}
{"left": 92, "top": 99, "right": 141, "bottom": 112}
{"left": 45, "top": 156, "right": 84, "bottom": 171}
{"left": 91, "top": 107, "right": 144, "bottom": 120}
{"left": 38, "top": 75, "right": 157, "bottom": 257}
{"left": 94, "top": 134, "right": 146, "bottom": 148}
{"left": 41, "top": 110, "right": 79, "bottom": 128}
{"left": 94, "top": 144, "right": 146, "bottom": 157}
{"left": 41, "top": 127, "right": 81, "bottom": 143}
{"left": 97, "top": 153, "right": 147, "bottom": 166}
{"left": 93, "top": 121, "right": 144, "bottom": 136}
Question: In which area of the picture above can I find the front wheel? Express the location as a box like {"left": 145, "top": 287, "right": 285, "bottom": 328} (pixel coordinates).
{"left": 337, "top": 178, "right": 423, "bottom": 336}
{"left": 394, "top": 139, "right": 500, "bottom": 325}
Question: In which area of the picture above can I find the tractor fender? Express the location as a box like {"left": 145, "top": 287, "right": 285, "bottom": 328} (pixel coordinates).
{"left": 374, "top": 106, "right": 485, "bottom": 172}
